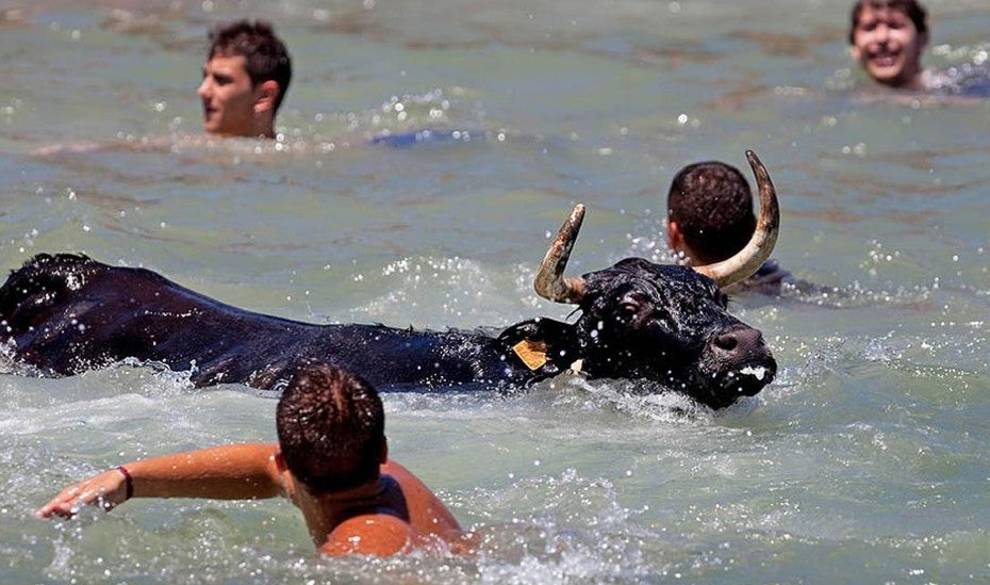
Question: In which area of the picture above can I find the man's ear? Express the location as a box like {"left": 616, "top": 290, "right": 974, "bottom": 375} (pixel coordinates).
{"left": 253, "top": 80, "right": 280, "bottom": 114}
{"left": 274, "top": 450, "right": 292, "bottom": 490}
{"left": 497, "top": 317, "right": 579, "bottom": 376}
{"left": 666, "top": 219, "right": 684, "bottom": 252}
{"left": 273, "top": 450, "right": 301, "bottom": 502}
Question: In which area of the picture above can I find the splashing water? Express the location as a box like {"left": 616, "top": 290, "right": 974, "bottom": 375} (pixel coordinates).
{"left": 1, "top": 0, "right": 989, "bottom": 584}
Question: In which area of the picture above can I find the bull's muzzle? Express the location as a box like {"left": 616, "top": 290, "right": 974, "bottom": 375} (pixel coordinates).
{"left": 704, "top": 324, "right": 777, "bottom": 402}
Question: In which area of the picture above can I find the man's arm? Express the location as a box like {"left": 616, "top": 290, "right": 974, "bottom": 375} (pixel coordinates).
{"left": 35, "top": 443, "right": 283, "bottom": 519}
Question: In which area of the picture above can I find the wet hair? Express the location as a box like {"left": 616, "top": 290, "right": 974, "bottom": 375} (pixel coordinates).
{"left": 275, "top": 363, "right": 385, "bottom": 493}
{"left": 208, "top": 20, "right": 292, "bottom": 112}
{"left": 848, "top": 0, "right": 928, "bottom": 45}
{"left": 667, "top": 161, "right": 756, "bottom": 265}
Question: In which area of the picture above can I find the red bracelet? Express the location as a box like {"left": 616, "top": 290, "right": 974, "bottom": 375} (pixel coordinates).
{"left": 116, "top": 465, "right": 134, "bottom": 500}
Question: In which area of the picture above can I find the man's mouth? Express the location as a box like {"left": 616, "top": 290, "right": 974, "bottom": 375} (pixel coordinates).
{"left": 868, "top": 49, "right": 901, "bottom": 69}
{"left": 203, "top": 103, "right": 217, "bottom": 119}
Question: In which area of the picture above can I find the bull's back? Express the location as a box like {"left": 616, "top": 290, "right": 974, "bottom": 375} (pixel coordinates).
{"left": 0, "top": 254, "right": 320, "bottom": 379}
{"left": 0, "top": 254, "right": 524, "bottom": 391}
{"left": 0, "top": 254, "right": 111, "bottom": 372}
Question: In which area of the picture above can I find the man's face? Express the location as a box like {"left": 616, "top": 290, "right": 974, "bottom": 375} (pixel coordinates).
{"left": 197, "top": 54, "right": 257, "bottom": 136}
{"left": 851, "top": 5, "right": 926, "bottom": 87}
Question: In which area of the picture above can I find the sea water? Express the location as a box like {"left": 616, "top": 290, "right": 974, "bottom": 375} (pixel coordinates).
{"left": 1, "top": 1, "right": 988, "bottom": 583}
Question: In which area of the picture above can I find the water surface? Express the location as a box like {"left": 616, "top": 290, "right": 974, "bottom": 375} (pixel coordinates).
{"left": 1, "top": 1, "right": 988, "bottom": 583}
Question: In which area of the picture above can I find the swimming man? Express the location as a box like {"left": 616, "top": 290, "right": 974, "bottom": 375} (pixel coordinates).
{"left": 666, "top": 160, "right": 791, "bottom": 295}
{"left": 198, "top": 20, "right": 292, "bottom": 138}
{"left": 36, "top": 363, "right": 466, "bottom": 556}
{"left": 849, "top": 0, "right": 929, "bottom": 90}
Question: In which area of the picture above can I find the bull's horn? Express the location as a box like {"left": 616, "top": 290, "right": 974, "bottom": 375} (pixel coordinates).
{"left": 534, "top": 204, "right": 587, "bottom": 304}
{"left": 693, "top": 150, "right": 780, "bottom": 288}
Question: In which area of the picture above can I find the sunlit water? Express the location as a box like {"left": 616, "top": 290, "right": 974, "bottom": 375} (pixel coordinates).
{"left": 1, "top": 1, "right": 988, "bottom": 583}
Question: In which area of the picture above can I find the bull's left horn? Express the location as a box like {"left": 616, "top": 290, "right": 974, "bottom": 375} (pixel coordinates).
{"left": 693, "top": 150, "right": 780, "bottom": 289}
{"left": 534, "top": 204, "right": 587, "bottom": 304}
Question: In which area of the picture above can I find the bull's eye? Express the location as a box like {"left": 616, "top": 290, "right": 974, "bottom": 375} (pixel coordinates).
{"left": 620, "top": 301, "right": 640, "bottom": 316}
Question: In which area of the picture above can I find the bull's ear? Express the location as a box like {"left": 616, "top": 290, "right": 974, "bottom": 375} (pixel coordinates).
{"left": 497, "top": 318, "right": 579, "bottom": 376}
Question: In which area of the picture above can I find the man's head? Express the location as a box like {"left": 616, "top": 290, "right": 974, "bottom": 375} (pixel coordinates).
{"left": 849, "top": 0, "right": 928, "bottom": 88}
{"left": 276, "top": 363, "right": 386, "bottom": 493}
{"left": 198, "top": 20, "right": 292, "bottom": 137}
{"left": 666, "top": 161, "right": 756, "bottom": 266}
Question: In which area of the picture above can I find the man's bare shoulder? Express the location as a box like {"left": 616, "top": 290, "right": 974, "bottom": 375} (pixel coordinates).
{"left": 380, "top": 460, "right": 415, "bottom": 480}
{"left": 379, "top": 460, "right": 445, "bottom": 510}
{"left": 321, "top": 513, "right": 414, "bottom": 556}
{"left": 379, "top": 460, "right": 464, "bottom": 541}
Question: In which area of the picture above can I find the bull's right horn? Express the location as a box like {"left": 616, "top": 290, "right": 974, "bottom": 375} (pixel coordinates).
{"left": 534, "top": 204, "right": 587, "bottom": 304}
{"left": 692, "top": 150, "right": 780, "bottom": 289}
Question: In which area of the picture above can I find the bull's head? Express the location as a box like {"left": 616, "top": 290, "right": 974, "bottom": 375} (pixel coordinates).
{"left": 500, "top": 151, "right": 779, "bottom": 408}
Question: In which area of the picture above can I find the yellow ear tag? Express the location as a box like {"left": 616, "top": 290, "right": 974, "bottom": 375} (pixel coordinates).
{"left": 512, "top": 339, "right": 548, "bottom": 371}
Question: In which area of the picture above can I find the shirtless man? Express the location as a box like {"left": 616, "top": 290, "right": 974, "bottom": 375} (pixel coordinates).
{"left": 849, "top": 0, "right": 929, "bottom": 90}
{"left": 33, "top": 20, "right": 292, "bottom": 155}
{"left": 199, "top": 20, "right": 292, "bottom": 138}
{"left": 36, "top": 363, "right": 465, "bottom": 556}
{"left": 666, "top": 161, "right": 791, "bottom": 295}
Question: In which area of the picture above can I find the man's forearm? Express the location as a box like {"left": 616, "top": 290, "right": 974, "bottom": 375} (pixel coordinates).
{"left": 36, "top": 443, "right": 284, "bottom": 519}
{"left": 126, "top": 443, "right": 283, "bottom": 500}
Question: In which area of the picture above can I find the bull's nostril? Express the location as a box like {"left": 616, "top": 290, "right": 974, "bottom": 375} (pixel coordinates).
{"left": 714, "top": 333, "right": 738, "bottom": 352}
{"left": 712, "top": 326, "right": 765, "bottom": 357}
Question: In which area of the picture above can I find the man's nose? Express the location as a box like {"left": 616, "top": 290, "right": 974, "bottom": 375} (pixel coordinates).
{"left": 197, "top": 79, "right": 210, "bottom": 99}
{"left": 875, "top": 24, "right": 891, "bottom": 42}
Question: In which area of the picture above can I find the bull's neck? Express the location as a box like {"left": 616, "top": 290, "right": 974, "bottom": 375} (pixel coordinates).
{"left": 306, "top": 323, "right": 538, "bottom": 388}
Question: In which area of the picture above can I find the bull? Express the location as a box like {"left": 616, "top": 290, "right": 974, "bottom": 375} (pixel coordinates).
{"left": 0, "top": 152, "right": 780, "bottom": 408}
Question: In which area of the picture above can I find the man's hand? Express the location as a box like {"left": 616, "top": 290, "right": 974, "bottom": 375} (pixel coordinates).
{"left": 35, "top": 468, "right": 129, "bottom": 519}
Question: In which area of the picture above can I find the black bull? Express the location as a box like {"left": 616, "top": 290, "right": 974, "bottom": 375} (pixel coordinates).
{"left": 0, "top": 152, "right": 780, "bottom": 409}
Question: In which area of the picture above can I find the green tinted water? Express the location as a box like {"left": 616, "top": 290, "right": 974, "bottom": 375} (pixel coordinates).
{"left": 1, "top": 0, "right": 988, "bottom": 583}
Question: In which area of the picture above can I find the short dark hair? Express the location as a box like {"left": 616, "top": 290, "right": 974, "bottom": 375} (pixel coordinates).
{"left": 276, "top": 363, "right": 385, "bottom": 493}
{"left": 848, "top": 0, "right": 928, "bottom": 45}
{"left": 667, "top": 161, "right": 756, "bottom": 264}
{"left": 208, "top": 20, "right": 292, "bottom": 112}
